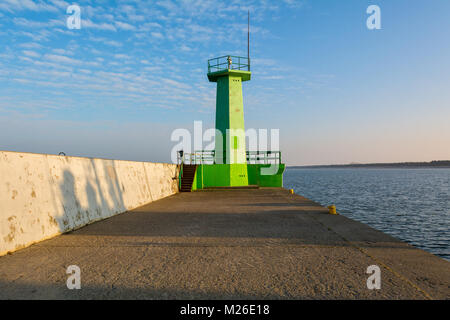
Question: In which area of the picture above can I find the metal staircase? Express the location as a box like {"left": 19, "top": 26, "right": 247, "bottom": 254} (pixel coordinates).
{"left": 180, "top": 164, "right": 197, "bottom": 192}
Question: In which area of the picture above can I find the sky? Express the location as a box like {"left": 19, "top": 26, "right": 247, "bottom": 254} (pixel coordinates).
{"left": 0, "top": 0, "right": 449, "bottom": 165}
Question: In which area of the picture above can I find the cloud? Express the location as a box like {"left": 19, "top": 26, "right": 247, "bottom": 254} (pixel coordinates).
{"left": 155, "top": 0, "right": 178, "bottom": 14}
{"left": 151, "top": 32, "right": 164, "bottom": 39}
{"left": 139, "top": 22, "right": 162, "bottom": 31}
{"left": 260, "top": 75, "right": 284, "bottom": 80}
{"left": 114, "top": 54, "right": 131, "bottom": 60}
{"left": 180, "top": 45, "right": 192, "bottom": 52}
{"left": 43, "top": 54, "right": 82, "bottom": 65}
{"left": 104, "top": 40, "right": 122, "bottom": 47}
{"left": 48, "top": 0, "right": 69, "bottom": 9}
{"left": 128, "top": 14, "right": 145, "bottom": 22}
{"left": 115, "top": 21, "right": 136, "bottom": 31}
{"left": 89, "top": 37, "right": 123, "bottom": 47}
{"left": 0, "top": 0, "right": 58, "bottom": 12}
{"left": 19, "top": 42, "right": 43, "bottom": 49}
{"left": 23, "top": 50, "right": 40, "bottom": 58}
{"left": 282, "top": 0, "right": 305, "bottom": 8}
{"left": 52, "top": 48, "right": 72, "bottom": 55}
{"left": 100, "top": 13, "right": 115, "bottom": 21}
{"left": 162, "top": 78, "right": 191, "bottom": 89}
{"left": 1, "top": 0, "right": 307, "bottom": 135}
{"left": 13, "top": 17, "right": 64, "bottom": 28}
{"left": 82, "top": 19, "right": 117, "bottom": 31}
{"left": 19, "top": 29, "right": 52, "bottom": 42}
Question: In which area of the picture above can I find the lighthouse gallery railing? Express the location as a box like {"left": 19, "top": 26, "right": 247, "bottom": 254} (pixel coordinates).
{"left": 178, "top": 150, "right": 281, "bottom": 165}
{"left": 207, "top": 55, "right": 250, "bottom": 73}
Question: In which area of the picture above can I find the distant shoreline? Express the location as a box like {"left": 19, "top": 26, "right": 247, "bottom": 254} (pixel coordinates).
{"left": 289, "top": 160, "right": 450, "bottom": 169}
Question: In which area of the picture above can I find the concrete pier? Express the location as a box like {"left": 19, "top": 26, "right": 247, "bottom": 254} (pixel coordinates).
{"left": 0, "top": 188, "right": 448, "bottom": 299}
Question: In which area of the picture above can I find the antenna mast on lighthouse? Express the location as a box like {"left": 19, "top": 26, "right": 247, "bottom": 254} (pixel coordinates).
{"left": 248, "top": 10, "right": 250, "bottom": 71}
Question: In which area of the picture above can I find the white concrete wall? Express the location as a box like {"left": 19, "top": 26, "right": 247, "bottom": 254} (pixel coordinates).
{"left": 0, "top": 151, "right": 179, "bottom": 256}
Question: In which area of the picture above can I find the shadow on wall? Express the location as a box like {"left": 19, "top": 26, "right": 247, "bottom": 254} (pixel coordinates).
{"left": 54, "top": 160, "right": 127, "bottom": 234}
{"left": 0, "top": 151, "right": 179, "bottom": 256}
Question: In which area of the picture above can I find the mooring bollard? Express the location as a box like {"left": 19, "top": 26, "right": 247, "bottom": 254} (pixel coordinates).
{"left": 328, "top": 205, "right": 337, "bottom": 215}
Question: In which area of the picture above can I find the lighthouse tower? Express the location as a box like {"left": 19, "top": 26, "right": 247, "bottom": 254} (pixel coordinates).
{"left": 177, "top": 55, "right": 285, "bottom": 191}
{"left": 207, "top": 55, "right": 251, "bottom": 186}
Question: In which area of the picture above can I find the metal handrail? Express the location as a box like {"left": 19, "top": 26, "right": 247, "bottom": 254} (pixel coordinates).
{"left": 208, "top": 55, "right": 250, "bottom": 73}
{"left": 181, "top": 150, "right": 281, "bottom": 165}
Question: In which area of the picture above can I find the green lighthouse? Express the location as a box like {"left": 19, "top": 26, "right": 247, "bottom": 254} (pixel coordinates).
{"left": 179, "top": 55, "right": 285, "bottom": 191}
{"left": 208, "top": 55, "right": 251, "bottom": 186}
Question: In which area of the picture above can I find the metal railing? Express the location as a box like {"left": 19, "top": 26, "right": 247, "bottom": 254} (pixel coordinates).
{"left": 208, "top": 55, "right": 250, "bottom": 73}
{"left": 246, "top": 151, "right": 282, "bottom": 164}
{"left": 179, "top": 151, "right": 216, "bottom": 165}
{"left": 178, "top": 150, "right": 281, "bottom": 165}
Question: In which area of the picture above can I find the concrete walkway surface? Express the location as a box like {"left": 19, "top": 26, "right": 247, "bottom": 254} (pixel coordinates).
{"left": 0, "top": 188, "right": 449, "bottom": 299}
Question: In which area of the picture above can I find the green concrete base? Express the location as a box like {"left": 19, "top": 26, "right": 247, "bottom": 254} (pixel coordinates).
{"left": 191, "top": 164, "right": 285, "bottom": 191}
{"left": 247, "top": 164, "right": 285, "bottom": 188}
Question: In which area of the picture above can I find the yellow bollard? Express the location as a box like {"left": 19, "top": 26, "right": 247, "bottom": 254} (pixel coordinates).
{"left": 289, "top": 189, "right": 294, "bottom": 195}
{"left": 328, "top": 205, "right": 337, "bottom": 215}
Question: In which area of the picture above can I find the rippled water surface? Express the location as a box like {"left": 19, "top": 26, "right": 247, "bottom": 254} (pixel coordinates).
{"left": 284, "top": 168, "right": 450, "bottom": 260}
